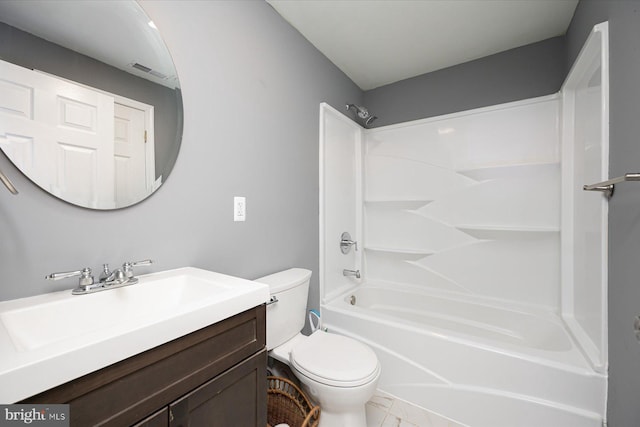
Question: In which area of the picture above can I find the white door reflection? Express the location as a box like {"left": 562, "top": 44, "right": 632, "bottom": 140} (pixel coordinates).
{"left": 0, "top": 59, "right": 155, "bottom": 209}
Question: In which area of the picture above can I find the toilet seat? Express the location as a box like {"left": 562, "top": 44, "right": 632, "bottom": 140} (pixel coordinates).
{"left": 290, "top": 331, "right": 380, "bottom": 388}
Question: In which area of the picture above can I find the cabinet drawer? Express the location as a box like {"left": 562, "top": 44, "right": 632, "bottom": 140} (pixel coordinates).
{"left": 133, "top": 408, "right": 169, "bottom": 427}
{"left": 24, "top": 305, "right": 266, "bottom": 427}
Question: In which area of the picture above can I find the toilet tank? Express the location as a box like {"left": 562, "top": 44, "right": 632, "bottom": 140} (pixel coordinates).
{"left": 255, "top": 268, "right": 312, "bottom": 350}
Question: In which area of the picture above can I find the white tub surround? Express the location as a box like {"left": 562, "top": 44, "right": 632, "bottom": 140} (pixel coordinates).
{"left": 318, "top": 23, "right": 608, "bottom": 427}
{"left": 362, "top": 97, "right": 561, "bottom": 310}
{"left": 561, "top": 22, "right": 609, "bottom": 374}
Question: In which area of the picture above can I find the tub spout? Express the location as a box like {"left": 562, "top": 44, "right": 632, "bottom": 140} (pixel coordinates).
{"left": 343, "top": 269, "right": 361, "bottom": 279}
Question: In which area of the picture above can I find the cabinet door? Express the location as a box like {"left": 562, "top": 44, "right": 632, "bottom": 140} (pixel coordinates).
{"left": 169, "top": 350, "right": 266, "bottom": 427}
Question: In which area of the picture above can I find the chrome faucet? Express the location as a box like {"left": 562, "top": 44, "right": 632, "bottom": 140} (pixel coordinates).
{"left": 100, "top": 264, "right": 127, "bottom": 286}
{"left": 99, "top": 264, "right": 112, "bottom": 283}
{"left": 46, "top": 259, "right": 153, "bottom": 295}
{"left": 343, "top": 269, "right": 361, "bottom": 279}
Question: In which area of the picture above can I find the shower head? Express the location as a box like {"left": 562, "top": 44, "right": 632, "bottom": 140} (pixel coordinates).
{"left": 346, "top": 104, "right": 378, "bottom": 127}
{"left": 346, "top": 104, "right": 370, "bottom": 119}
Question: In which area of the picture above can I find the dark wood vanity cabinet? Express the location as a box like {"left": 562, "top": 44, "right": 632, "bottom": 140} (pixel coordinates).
{"left": 24, "top": 305, "right": 267, "bottom": 427}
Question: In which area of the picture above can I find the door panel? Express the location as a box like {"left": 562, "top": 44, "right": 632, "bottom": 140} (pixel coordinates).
{"left": 114, "top": 103, "right": 147, "bottom": 206}
{"left": 0, "top": 59, "right": 115, "bottom": 208}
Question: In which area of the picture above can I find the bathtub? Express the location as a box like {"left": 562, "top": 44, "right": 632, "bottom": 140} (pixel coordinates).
{"left": 321, "top": 283, "right": 606, "bottom": 427}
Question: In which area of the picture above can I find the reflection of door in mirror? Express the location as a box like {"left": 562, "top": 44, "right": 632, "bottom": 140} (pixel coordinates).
{"left": 114, "top": 103, "right": 156, "bottom": 208}
{"left": 0, "top": 59, "right": 154, "bottom": 209}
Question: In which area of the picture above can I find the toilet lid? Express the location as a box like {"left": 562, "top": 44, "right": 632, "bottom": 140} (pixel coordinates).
{"left": 290, "top": 332, "right": 380, "bottom": 387}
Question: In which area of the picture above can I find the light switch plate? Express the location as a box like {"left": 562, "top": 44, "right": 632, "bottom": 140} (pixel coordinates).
{"left": 234, "top": 196, "right": 246, "bottom": 222}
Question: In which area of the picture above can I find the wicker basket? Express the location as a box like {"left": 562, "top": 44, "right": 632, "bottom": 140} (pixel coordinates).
{"left": 267, "top": 376, "right": 320, "bottom": 427}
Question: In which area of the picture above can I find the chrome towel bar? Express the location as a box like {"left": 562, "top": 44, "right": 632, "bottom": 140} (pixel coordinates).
{"left": 583, "top": 173, "right": 640, "bottom": 199}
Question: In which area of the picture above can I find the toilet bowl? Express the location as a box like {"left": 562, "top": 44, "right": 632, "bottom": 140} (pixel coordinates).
{"left": 257, "top": 268, "right": 380, "bottom": 427}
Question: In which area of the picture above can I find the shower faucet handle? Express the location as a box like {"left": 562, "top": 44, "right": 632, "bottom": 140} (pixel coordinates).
{"left": 340, "top": 232, "right": 358, "bottom": 254}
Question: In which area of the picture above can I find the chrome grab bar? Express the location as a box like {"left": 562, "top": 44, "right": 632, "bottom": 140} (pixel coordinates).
{"left": 583, "top": 173, "right": 640, "bottom": 199}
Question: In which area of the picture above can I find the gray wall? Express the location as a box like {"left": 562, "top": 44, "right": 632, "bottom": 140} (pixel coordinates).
{"left": 565, "top": 1, "right": 640, "bottom": 425}
{"left": 0, "top": 0, "right": 361, "bottom": 323}
{"left": 363, "top": 36, "right": 566, "bottom": 126}
{"left": 0, "top": 22, "right": 181, "bottom": 181}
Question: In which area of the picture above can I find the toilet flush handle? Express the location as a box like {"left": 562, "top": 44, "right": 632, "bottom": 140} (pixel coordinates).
{"left": 267, "top": 296, "right": 279, "bottom": 305}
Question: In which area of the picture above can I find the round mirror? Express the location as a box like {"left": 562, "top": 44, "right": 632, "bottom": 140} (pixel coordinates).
{"left": 0, "top": 0, "right": 182, "bottom": 209}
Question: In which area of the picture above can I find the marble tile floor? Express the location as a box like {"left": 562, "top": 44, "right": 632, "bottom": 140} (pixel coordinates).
{"left": 366, "top": 390, "right": 468, "bottom": 427}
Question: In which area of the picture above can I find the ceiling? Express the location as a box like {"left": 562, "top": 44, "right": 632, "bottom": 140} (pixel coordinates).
{"left": 267, "top": 0, "right": 579, "bottom": 90}
{"left": 0, "top": 0, "right": 179, "bottom": 89}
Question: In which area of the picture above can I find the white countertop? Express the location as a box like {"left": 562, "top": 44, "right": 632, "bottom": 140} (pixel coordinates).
{"left": 0, "top": 267, "right": 269, "bottom": 403}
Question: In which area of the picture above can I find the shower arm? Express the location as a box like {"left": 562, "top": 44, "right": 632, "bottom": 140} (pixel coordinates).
{"left": 0, "top": 169, "right": 18, "bottom": 195}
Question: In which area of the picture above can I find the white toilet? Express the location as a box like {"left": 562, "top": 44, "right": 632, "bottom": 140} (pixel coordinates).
{"left": 257, "top": 268, "right": 380, "bottom": 427}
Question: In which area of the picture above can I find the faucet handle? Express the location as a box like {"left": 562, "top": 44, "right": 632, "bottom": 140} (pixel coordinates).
{"left": 340, "top": 232, "right": 358, "bottom": 254}
{"left": 343, "top": 269, "right": 361, "bottom": 279}
{"left": 122, "top": 259, "right": 154, "bottom": 279}
{"left": 46, "top": 267, "right": 92, "bottom": 282}
{"left": 46, "top": 267, "right": 95, "bottom": 290}
{"left": 130, "top": 259, "right": 153, "bottom": 267}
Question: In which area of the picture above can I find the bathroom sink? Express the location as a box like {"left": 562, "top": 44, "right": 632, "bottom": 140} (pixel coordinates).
{"left": 2, "top": 270, "right": 237, "bottom": 351}
{"left": 0, "top": 267, "right": 269, "bottom": 403}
